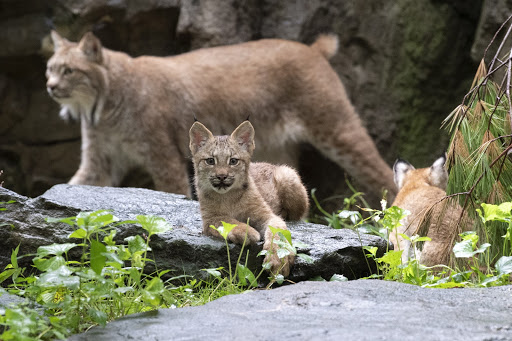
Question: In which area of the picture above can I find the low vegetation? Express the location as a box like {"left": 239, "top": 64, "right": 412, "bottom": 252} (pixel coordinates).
{"left": 0, "top": 207, "right": 312, "bottom": 340}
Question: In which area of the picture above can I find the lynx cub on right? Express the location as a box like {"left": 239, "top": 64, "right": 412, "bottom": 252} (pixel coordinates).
{"left": 189, "top": 120, "right": 309, "bottom": 277}
{"left": 391, "top": 155, "right": 465, "bottom": 266}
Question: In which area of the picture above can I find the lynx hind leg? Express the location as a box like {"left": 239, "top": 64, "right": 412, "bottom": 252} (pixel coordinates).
{"left": 307, "top": 112, "right": 397, "bottom": 200}
{"left": 274, "top": 165, "right": 309, "bottom": 220}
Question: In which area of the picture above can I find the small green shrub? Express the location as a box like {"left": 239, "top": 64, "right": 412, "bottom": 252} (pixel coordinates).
{"left": 0, "top": 210, "right": 189, "bottom": 339}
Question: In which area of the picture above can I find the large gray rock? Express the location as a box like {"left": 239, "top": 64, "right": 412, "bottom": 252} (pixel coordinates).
{"left": 0, "top": 185, "right": 388, "bottom": 282}
{"left": 69, "top": 280, "right": 512, "bottom": 341}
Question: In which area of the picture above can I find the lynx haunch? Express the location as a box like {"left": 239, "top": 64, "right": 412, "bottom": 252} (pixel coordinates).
{"left": 189, "top": 120, "right": 309, "bottom": 277}
{"left": 46, "top": 31, "right": 396, "bottom": 199}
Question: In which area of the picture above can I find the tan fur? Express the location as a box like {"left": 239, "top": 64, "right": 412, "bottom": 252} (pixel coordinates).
{"left": 189, "top": 121, "right": 309, "bottom": 277}
{"left": 46, "top": 31, "right": 397, "bottom": 199}
{"left": 390, "top": 155, "right": 465, "bottom": 266}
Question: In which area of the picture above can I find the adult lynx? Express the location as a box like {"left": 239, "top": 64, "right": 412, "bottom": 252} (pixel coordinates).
{"left": 391, "top": 155, "right": 466, "bottom": 266}
{"left": 46, "top": 31, "right": 396, "bottom": 199}
{"left": 189, "top": 120, "right": 309, "bottom": 276}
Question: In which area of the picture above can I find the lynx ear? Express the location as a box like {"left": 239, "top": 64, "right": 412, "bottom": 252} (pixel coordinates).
{"left": 393, "top": 159, "right": 414, "bottom": 190}
{"left": 429, "top": 154, "right": 448, "bottom": 189}
{"left": 50, "top": 30, "right": 69, "bottom": 51}
{"left": 231, "top": 121, "right": 255, "bottom": 155}
{"left": 78, "top": 32, "right": 103, "bottom": 63}
{"left": 189, "top": 122, "right": 214, "bottom": 154}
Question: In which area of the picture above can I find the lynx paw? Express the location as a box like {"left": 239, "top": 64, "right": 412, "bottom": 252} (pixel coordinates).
{"left": 227, "top": 224, "right": 261, "bottom": 245}
{"left": 263, "top": 246, "right": 295, "bottom": 278}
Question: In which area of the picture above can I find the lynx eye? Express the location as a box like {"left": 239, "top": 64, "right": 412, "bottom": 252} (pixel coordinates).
{"left": 229, "top": 158, "right": 239, "bottom": 166}
{"left": 63, "top": 67, "right": 74, "bottom": 75}
{"left": 205, "top": 158, "right": 215, "bottom": 165}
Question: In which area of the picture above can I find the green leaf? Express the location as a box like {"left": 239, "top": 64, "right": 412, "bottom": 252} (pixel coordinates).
{"left": 125, "top": 235, "right": 149, "bottom": 254}
{"left": 495, "top": 256, "right": 512, "bottom": 276}
{"left": 36, "top": 243, "right": 76, "bottom": 257}
{"left": 202, "top": 268, "right": 222, "bottom": 278}
{"left": 269, "top": 226, "right": 292, "bottom": 245}
{"left": 276, "top": 248, "right": 290, "bottom": 259}
{"left": 210, "top": 221, "right": 237, "bottom": 240}
{"left": 129, "top": 268, "right": 141, "bottom": 283}
{"left": 237, "top": 264, "right": 257, "bottom": 287}
{"left": 114, "top": 287, "right": 134, "bottom": 294}
{"left": 338, "top": 210, "right": 361, "bottom": 224}
{"left": 33, "top": 255, "right": 66, "bottom": 272}
{"left": 274, "top": 274, "right": 284, "bottom": 285}
{"left": 479, "top": 202, "right": 512, "bottom": 223}
{"left": 363, "top": 246, "right": 378, "bottom": 258}
{"left": 37, "top": 265, "right": 79, "bottom": 289}
{"left": 257, "top": 250, "right": 268, "bottom": 257}
{"left": 46, "top": 216, "right": 76, "bottom": 226}
{"left": 0, "top": 269, "right": 16, "bottom": 284}
{"left": 69, "top": 228, "right": 87, "bottom": 239}
{"left": 377, "top": 249, "right": 402, "bottom": 267}
{"left": 142, "top": 277, "right": 164, "bottom": 306}
{"left": 398, "top": 233, "right": 411, "bottom": 241}
{"left": 409, "top": 235, "right": 432, "bottom": 243}
{"left": 382, "top": 206, "right": 409, "bottom": 231}
{"left": 88, "top": 308, "right": 108, "bottom": 326}
{"left": 90, "top": 240, "right": 107, "bottom": 275}
{"left": 10, "top": 245, "right": 19, "bottom": 269}
{"left": 293, "top": 241, "right": 309, "bottom": 249}
{"left": 297, "top": 253, "right": 314, "bottom": 264}
{"left": 136, "top": 215, "right": 172, "bottom": 235}
{"left": 330, "top": 274, "right": 348, "bottom": 282}
{"left": 453, "top": 239, "right": 490, "bottom": 258}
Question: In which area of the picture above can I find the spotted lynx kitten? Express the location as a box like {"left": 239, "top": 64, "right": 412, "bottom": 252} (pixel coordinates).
{"left": 189, "top": 120, "right": 309, "bottom": 277}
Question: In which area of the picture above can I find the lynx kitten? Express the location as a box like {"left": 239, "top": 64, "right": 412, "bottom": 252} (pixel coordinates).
{"left": 189, "top": 121, "right": 309, "bottom": 277}
{"left": 391, "top": 155, "right": 466, "bottom": 266}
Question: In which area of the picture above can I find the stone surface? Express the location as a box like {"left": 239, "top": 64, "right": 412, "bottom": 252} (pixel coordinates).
{"left": 0, "top": 185, "right": 388, "bottom": 282}
{"left": 0, "top": 0, "right": 492, "bottom": 206}
{"left": 69, "top": 280, "right": 512, "bottom": 341}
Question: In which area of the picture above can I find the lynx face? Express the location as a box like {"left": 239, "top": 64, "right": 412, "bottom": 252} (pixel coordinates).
{"left": 190, "top": 121, "right": 255, "bottom": 194}
{"left": 197, "top": 136, "right": 249, "bottom": 194}
{"left": 46, "top": 31, "right": 106, "bottom": 123}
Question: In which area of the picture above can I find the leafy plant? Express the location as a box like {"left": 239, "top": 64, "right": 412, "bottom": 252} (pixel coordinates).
{"left": 0, "top": 210, "right": 186, "bottom": 339}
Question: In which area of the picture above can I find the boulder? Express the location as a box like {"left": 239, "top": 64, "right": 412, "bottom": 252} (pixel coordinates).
{"left": 0, "top": 185, "right": 388, "bottom": 282}
{"left": 68, "top": 280, "right": 512, "bottom": 340}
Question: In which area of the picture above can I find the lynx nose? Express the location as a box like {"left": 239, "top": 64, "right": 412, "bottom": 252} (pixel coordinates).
{"left": 216, "top": 174, "right": 228, "bottom": 182}
{"left": 46, "top": 81, "right": 58, "bottom": 93}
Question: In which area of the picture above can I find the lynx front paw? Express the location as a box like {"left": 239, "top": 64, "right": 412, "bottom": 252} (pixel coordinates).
{"left": 227, "top": 224, "right": 261, "bottom": 245}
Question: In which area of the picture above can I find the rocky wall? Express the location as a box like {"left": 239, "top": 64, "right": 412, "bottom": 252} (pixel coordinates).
{"left": 1, "top": 0, "right": 500, "bottom": 205}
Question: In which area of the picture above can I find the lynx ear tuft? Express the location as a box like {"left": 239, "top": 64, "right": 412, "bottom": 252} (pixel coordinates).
{"left": 78, "top": 32, "right": 103, "bottom": 63}
{"left": 231, "top": 121, "right": 255, "bottom": 154}
{"left": 189, "top": 122, "right": 214, "bottom": 154}
{"left": 393, "top": 159, "right": 414, "bottom": 190}
{"left": 50, "top": 30, "right": 69, "bottom": 51}
{"left": 430, "top": 153, "right": 448, "bottom": 189}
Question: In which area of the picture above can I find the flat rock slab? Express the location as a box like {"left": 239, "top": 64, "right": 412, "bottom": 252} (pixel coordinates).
{"left": 0, "top": 185, "right": 388, "bottom": 282}
{"left": 69, "top": 280, "right": 512, "bottom": 341}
